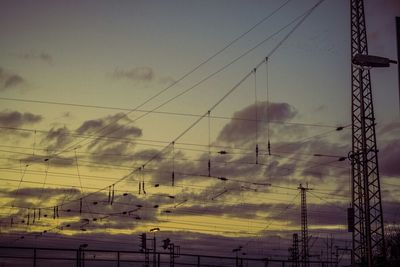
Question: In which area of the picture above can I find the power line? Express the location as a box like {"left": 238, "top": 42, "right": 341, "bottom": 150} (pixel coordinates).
{"left": 36, "top": 0, "right": 301, "bottom": 161}
{"left": 0, "top": 124, "right": 348, "bottom": 157}
{"left": 0, "top": 100, "right": 343, "bottom": 129}
{"left": 1, "top": 0, "right": 331, "bottom": 243}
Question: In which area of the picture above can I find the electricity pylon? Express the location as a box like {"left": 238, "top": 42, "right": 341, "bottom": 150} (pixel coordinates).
{"left": 350, "top": 0, "right": 387, "bottom": 266}
{"left": 290, "top": 233, "right": 300, "bottom": 267}
{"left": 298, "top": 184, "right": 309, "bottom": 267}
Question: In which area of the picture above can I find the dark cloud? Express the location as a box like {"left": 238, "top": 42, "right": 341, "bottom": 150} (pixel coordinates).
{"left": 41, "top": 126, "right": 73, "bottom": 151}
{"left": 380, "top": 138, "right": 400, "bottom": 176}
{"left": 19, "top": 51, "right": 53, "bottom": 64}
{"left": 217, "top": 102, "right": 297, "bottom": 145}
{"left": 57, "top": 191, "right": 159, "bottom": 227}
{"left": 378, "top": 121, "right": 400, "bottom": 140}
{"left": 270, "top": 132, "right": 349, "bottom": 181}
{"left": 81, "top": 115, "right": 145, "bottom": 164}
{"left": 0, "top": 184, "right": 387, "bottom": 265}
{"left": 260, "top": 200, "right": 350, "bottom": 229}
{"left": 81, "top": 147, "right": 163, "bottom": 167}
{"left": 9, "top": 187, "right": 79, "bottom": 201}
{"left": 112, "top": 66, "right": 154, "bottom": 82}
{"left": 382, "top": 201, "right": 400, "bottom": 223}
{"left": 358, "top": 120, "right": 400, "bottom": 176}
{"left": 263, "top": 159, "right": 297, "bottom": 182}
{"left": 148, "top": 150, "right": 264, "bottom": 186}
{"left": 76, "top": 113, "right": 141, "bottom": 140}
{"left": 35, "top": 113, "right": 144, "bottom": 165}
{"left": 1, "top": 187, "right": 80, "bottom": 209}
{"left": 76, "top": 120, "right": 103, "bottom": 134}
{"left": 299, "top": 147, "right": 348, "bottom": 180}
{"left": 0, "top": 110, "right": 42, "bottom": 127}
{"left": 4, "top": 74, "right": 24, "bottom": 88}
{"left": 150, "top": 142, "right": 294, "bottom": 189}
{"left": 132, "top": 149, "right": 162, "bottom": 161}
{"left": 0, "top": 67, "right": 25, "bottom": 90}
{"left": 1, "top": 188, "right": 159, "bottom": 233}
{"left": 171, "top": 203, "right": 269, "bottom": 220}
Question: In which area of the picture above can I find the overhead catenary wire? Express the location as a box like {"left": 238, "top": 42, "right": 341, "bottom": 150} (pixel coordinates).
{"left": 3, "top": 195, "right": 353, "bottom": 244}
{"left": 242, "top": 191, "right": 301, "bottom": 250}
{"left": 0, "top": 165, "right": 351, "bottom": 205}
{"left": 0, "top": 0, "right": 331, "bottom": 173}
{"left": 0, "top": 140, "right": 351, "bottom": 192}
{"left": 32, "top": 130, "right": 36, "bottom": 156}
{"left": 0, "top": 125, "right": 346, "bottom": 214}
{"left": 3, "top": 188, "right": 358, "bottom": 251}
{"left": 29, "top": 0, "right": 296, "bottom": 162}
{"left": 0, "top": 0, "right": 333, "bottom": 245}
{"left": 0, "top": 143, "right": 350, "bottom": 180}
{"left": 0, "top": 106, "right": 345, "bottom": 130}
{"left": 0, "top": 173, "right": 353, "bottom": 211}
{"left": 2, "top": 163, "right": 29, "bottom": 216}
{"left": 2, "top": 199, "right": 389, "bottom": 242}
{"left": 0, "top": 123, "right": 349, "bottom": 159}
{"left": 36, "top": 160, "right": 51, "bottom": 205}
{"left": 74, "top": 149, "right": 95, "bottom": 219}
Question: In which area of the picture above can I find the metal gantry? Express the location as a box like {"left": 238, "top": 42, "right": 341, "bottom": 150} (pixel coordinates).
{"left": 350, "top": 0, "right": 386, "bottom": 266}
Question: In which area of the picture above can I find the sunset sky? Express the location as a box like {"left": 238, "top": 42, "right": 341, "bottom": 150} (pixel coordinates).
{"left": 0, "top": 0, "right": 399, "bottom": 263}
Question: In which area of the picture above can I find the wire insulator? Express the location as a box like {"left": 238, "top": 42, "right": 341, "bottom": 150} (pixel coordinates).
{"left": 268, "top": 140, "right": 271, "bottom": 156}
{"left": 33, "top": 130, "right": 36, "bottom": 156}
{"left": 256, "top": 144, "right": 259, "bottom": 164}
{"left": 111, "top": 184, "right": 115, "bottom": 205}
{"left": 172, "top": 141, "right": 175, "bottom": 187}
{"left": 208, "top": 159, "right": 211, "bottom": 177}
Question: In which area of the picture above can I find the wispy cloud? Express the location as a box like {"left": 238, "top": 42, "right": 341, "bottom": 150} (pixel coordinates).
{"left": 0, "top": 67, "right": 25, "bottom": 90}
{"left": 18, "top": 51, "right": 53, "bottom": 64}
{"left": 112, "top": 66, "right": 154, "bottom": 82}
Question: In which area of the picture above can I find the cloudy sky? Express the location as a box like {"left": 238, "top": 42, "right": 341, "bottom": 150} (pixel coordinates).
{"left": 0, "top": 0, "right": 399, "bottom": 264}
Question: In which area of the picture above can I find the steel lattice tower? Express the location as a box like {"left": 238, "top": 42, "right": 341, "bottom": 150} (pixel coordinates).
{"left": 298, "top": 184, "right": 309, "bottom": 267}
{"left": 350, "top": 0, "right": 386, "bottom": 266}
{"left": 290, "top": 233, "right": 300, "bottom": 267}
